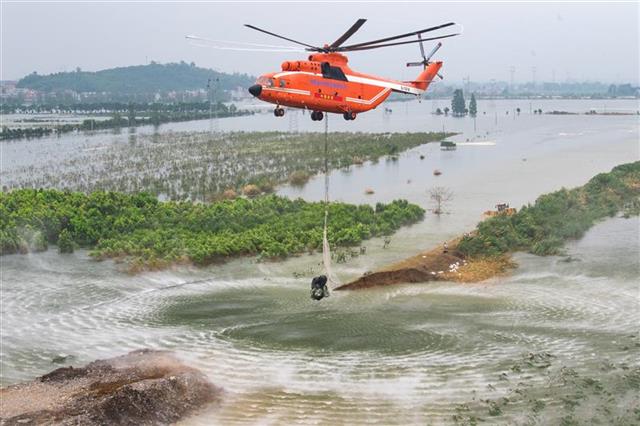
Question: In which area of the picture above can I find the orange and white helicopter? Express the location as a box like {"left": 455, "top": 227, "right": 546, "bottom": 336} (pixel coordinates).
{"left": 188, "top": 19, "right": 461, "bottom": 121}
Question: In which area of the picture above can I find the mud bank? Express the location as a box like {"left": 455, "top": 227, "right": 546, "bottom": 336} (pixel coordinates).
{"left": 335, "top": 238, "right": 515, "bottom": 290}
{"left": 0, "top": 349, "right": 221, "bottom": 425}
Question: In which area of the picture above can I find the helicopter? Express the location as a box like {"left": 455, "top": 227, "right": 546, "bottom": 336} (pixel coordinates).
{"left": 188, "top": 19, "right": 461, "bottom": 121}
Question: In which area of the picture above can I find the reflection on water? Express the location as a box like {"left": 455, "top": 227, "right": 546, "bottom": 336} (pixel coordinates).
{"left": 1, "top": 98, "right": 639, "bottom": 424}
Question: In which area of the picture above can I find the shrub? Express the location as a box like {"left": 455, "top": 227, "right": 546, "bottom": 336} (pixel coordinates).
{"left": 242, "top": 184, "right": 261, "bottom": 197}
{"left": 288, "top": 170, "right": 310, "bottom": 186}
{"left": 221, "top": 189, "right": 237, "bottom": 199}
{"left": 58, "top": 229, "right": 75, "bottom": 253}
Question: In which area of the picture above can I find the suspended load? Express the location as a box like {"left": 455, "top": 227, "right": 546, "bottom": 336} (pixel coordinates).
{"left": 310, "top": 275, "right": 330, "bottom": 301}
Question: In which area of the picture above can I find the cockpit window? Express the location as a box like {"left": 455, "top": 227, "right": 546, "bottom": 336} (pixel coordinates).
{"left": 256, "top": 77, "right": 274, "bottom": 87}
{"left": 279, "top": 79, "right": 286, "bottom": 88}
{"left": 321, "top": 62, "right": 348, "bottom": 81}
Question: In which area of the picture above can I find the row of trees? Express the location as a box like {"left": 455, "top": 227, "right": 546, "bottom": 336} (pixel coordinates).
{"left": 0, "top": 102, "right": 249, "bottom": 141}
{"left": 1, "top": 101, "right": 239, "bottom": 115}
{"left": 458, "top": 161, "right": 640, "bottom": 257}
{"left": 1, "top": 190, "right": 425, "bottom": 271}
{"left": 451, "top": 89, "right": 477, "bottom": 117}
{"left": 433, "top": 90, "right": 477, "bottom": 117}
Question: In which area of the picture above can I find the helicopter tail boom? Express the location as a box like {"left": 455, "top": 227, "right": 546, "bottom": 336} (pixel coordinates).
{"left": 411, "top": 61, "right": 443, "bottom": 91}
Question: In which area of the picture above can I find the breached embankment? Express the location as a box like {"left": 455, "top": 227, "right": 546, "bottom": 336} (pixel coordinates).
{"left": 0, "top": 349, "right": 221, "bottom": 425}
{"left": 335, "top": 238, "right": 515, "bottom": 290}
{"left": 338, "top": 161, "right": 640, "bottom": 291}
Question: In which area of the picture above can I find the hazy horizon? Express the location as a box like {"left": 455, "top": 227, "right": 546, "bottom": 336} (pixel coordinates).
{"left": 2, "top": 2, "right": 639, "bottom": 84}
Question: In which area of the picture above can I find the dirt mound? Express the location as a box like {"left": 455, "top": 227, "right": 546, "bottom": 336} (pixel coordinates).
{"left": 336, "top": 238, "right": 514, "bottom": 290}
{"left": 0, "top": 349, "right": 222, "bottom": 425}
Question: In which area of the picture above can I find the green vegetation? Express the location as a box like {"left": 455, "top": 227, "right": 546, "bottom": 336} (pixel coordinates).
{"left": 2, "top": 101, "right": 238, "bottom": 115}
{"left": 451, "top": 89, "right": 467, "bottom": 117}
{"left": 16, "top": 62, "right": 253, "bottom": 96}
{"left": 57, "top": 229, "right": 74, "bottom": 254}
{"left": 458, "top": 162, "right": 640, "bottom": 257}
{"left": 5, "top": 131, "right": 451, "bottom": 201}
{"left": 1, "top": 189, "right": 424, "bottom": 271}
{"left": 0, "top": 127, "right": 55, "bottom": 140}
{"left": 288, "top": 170, "right": 311, "bottom": 186}
{"left": 469, "top": 93, "right": 477, "bottom": 117}
{"left": 1, "top": 102, "right": 249, "bottom": 141}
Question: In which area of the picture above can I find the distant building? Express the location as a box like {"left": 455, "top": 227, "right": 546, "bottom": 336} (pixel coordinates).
{"left": 230, "top": 86, "right": 251, "bottom": 101}
{"left": 0, "top": 80, "right": 18, "bottom": 94}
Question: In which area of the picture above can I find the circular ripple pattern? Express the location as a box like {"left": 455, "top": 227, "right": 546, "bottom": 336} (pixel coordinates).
{"left": 2, "top": 219, "right": 639, "bottom": 424}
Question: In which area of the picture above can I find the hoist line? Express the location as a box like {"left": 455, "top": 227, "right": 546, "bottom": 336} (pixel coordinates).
{"left": 322, "top": 113, "right": 340, "bottom": 289}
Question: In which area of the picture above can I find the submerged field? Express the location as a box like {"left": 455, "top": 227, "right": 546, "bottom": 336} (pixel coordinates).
{"left": 2, "top": 100, "right": 638, "bottom": 425}
{"left": 2, "top": 131, "right": 450, "bottom": 201}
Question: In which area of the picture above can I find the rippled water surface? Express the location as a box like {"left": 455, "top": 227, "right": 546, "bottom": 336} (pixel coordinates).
{"left": 2, "top": 99, "right": 639, "bottom": 424}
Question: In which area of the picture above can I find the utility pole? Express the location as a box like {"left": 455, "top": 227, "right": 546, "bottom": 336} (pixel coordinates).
{"left": 207, "top": 76, "right": 220, "bottom": 134}
{"left": 288, "top": 108, "right": 299, "bottom": 133}
{"left": 214, "top": 77, "right": 220, "bottom": 134}
{"left": 509, "top": 66, "right": 516, "bottom": 93}
{"left": 207, "top": 77, "right": 212, "bottom": 134}
{"left": 463, "top": 75, "right": 470, "bottom": 96}
{"left": 531, "top": 66, "right": 537, "bottom": 87}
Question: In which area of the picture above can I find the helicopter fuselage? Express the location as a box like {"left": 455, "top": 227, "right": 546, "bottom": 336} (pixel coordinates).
{"left": 248, "top": 52, "right": 442, "bottom": 119}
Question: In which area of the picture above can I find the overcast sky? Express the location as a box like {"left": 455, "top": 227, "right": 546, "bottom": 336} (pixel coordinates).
{"left": 1, "top": 1, "right": 638, "bottom": 84}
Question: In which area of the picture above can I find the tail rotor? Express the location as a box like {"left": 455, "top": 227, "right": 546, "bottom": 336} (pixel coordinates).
{"left": 406, "top": 38, "right": 444, "bottom": 80}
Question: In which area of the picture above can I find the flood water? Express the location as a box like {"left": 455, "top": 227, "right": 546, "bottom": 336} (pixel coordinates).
{"left": 1, "top": 99, "right": 639, "bottom": 424}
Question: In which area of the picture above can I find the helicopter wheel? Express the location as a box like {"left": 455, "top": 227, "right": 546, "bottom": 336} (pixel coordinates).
{"left": 343, "top": 111, "right": 356, "bottom": 121}
{"left": 274, "top": 107, "right": 285, "bottom": 117}
{"left": 311, "top": 111, "right": 324, "bottom": 121}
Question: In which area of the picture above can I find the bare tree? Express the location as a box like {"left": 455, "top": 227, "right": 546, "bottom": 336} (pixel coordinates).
{"left": 429, "top": 186, "right": 454, "bottom": 215}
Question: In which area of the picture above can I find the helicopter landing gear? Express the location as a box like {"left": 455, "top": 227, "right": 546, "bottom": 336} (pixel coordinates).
{"left": 343, "top": 111, "right": 357, "bottom": 121}
{"left": 274, "top": 107, "right": 285, "bottom": 117}
{"left": 311, "top": 111, "right": 324, "bottom": 121}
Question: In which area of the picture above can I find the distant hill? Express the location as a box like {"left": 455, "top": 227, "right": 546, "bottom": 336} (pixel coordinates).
{"left": 16, "top": 62, "right": 254, "bottom": 94}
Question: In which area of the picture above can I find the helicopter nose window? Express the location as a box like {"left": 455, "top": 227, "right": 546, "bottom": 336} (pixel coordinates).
{"left": 267, "top": 78, "right": 275, "bottom": 87}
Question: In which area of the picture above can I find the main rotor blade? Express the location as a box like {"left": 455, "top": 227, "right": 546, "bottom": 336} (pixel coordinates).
{"left": 340, "top": 33, "right": 460, "bottom": 52}
{"left": 190, "top": 44, "right": 306, "bottom": 53}
{"left": 186, "top": 35, "right": 303, "bottom": 50}
{"left": 244, "top": 24, "right": 321, "bottom": 51}
{"left": 338, "top": 22, "right": 456, "bottom": 50}
{"left": 329, "top": 18, "right": 367, "bottom": 49}
{"left": 188, "top": 39, "right": 305, "bottom": 52}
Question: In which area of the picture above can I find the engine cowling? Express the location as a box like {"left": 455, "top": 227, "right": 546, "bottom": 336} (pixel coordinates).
{"left": 280, "top": 61, "right": 322, "bottom": 73}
